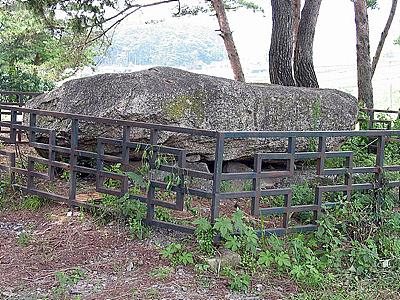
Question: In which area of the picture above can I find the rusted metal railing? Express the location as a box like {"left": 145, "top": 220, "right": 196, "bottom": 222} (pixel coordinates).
{"left": 0, "top": 92, "right": 398, "bottom": 236}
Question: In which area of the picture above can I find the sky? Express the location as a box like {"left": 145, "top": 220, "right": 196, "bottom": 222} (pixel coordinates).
{"left": 124, "top": 0, "right": 400, "bottom": 65}
{"left": 96, "top": 0, "right": 400, "bottom": 109}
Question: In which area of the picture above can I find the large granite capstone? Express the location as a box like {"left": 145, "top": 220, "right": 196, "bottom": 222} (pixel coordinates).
{"left": 25, "top": 67, "right": 359, "bottom": 161}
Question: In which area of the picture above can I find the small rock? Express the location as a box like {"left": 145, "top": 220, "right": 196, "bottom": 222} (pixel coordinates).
{"left": 223, "top": 162, "right": 252, "bottom": 173}
{"left": 126, "top": 261, "right": 134, "bottom": 272}
{"left": 136, "top": 259, "right": 144, "bottom": 266}
{"left": 181, "top": 286, "right": 188, "bottom": 292}
{"left": 186, "top": 154, "right": 201, "bottom": 162}
{"left": 1, "top": 291, "right": 14, "bottom": 297}
{"left": 204, "top": 249, "right": 241, "bottom": 272}
{"left": 177, "top": 268, "right": 185, "bottom": 276}
{"left": 382, "top": 259, "right": 391, "bottom": 268}
{"left": 82, "top": 224, "right": 93, "bottom": 231}
{"left": 255, "top": 284, "right": 263, "bottom": 292}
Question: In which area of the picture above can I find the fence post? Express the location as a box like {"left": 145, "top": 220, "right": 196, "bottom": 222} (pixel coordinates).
{"left": 9, "top": 109, "right": 17, "bottom": 143}
{"left": 368, "top": 110, "right": 374, "bottom": 130}
{"left": 29, "top": 113, "right": 37, "bottom": 145}
{"left": 17, "top": 93, "right": 23, "bottom": 141}
{"left": 251, "top": 154, "right": 261, "bottom": 216}
{"left": 211, "top": 132, "right": 224, "bottom": 223}
{"left": 68, "top": 119, "right": 79, "bottom": 211}
{"left": 146, "top": 129, "right": 159, "bottom": 224}
{"left": 375, "top": 135, "right": 385, "bottom": 219}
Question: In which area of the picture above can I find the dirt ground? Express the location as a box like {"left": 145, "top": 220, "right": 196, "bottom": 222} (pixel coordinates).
{"left": 0, "top": 202, "right": 299, "bottom": 300}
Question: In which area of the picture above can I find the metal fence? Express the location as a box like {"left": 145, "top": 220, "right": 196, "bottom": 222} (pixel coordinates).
{"left": 359, "top": 108, "right": 400, "bottom": 130}
{"left": 0, "top": 92, "right": 399, "bottom": 236}
{"left": 0, "top": 91, "right": 43, "bottom": 141}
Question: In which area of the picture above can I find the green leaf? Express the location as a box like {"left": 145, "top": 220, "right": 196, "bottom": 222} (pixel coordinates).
{"left": 179, "top": 252, "right": 194, "bottom": 265}
{"left": 225, "top": 235, "right": 241, "bottom": 252}
{"left": 257, "top": 250, "right": 274, "bottom": 267}
{"left": 214, "top": 217, "right": 234, "bottom": 239}
{"left": 290, "top": 264, "right": 304, "bottom": 280}
{"left": 275, "top": 253, "right": 291, "bottom": 269}
{"left": 193, "top": 218, "right": 212, "bottom": 233}
{"left": 126, "top": 171, "right": 146, "bottom": 188}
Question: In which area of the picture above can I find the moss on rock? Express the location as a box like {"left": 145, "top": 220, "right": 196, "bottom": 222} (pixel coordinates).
{"left": 165, "top": 92, "right": 205, "bottom": 121}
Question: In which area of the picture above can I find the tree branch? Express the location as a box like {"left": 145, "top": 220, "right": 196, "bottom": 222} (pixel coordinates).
{"left": 371, "top": 0, "right": 398, "bottom": 77}
{"left": 87, "top": 0, "right": 180, "bottom": 45}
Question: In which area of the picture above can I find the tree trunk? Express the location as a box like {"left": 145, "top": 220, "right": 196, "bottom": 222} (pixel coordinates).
{"left": 292, "top": 0, "right": 301, "bottom": 58}
{"left": 371, "top": 0, "right": 398, "bottom": 77}
{"left": 354, "top": 0, "right": 374, "bottom": 108}
{"left": 211, "top": 0, "right": 245, "bottom": 82}
{"left": 269, "top": 0, "right": 295, "bottom": 86}
{"left": 294, "top": 0, "right": 321, "bottom": 88}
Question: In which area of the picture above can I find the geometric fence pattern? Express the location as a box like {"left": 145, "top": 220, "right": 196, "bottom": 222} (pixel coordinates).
{"left": 0, "top": 92, "right": 399, "bottom": 236}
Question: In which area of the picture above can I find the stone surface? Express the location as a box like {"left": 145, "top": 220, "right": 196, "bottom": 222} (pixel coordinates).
{"left": 186, "top": 161, "right": 212, "bottom": 190}
{"left": 203, "top": 249, "right": 242, "bottom": 271}
{"left": 223, "top": 162, "right": 253, "bottom": 173}
{"left": 25, "top": 67, "right": 359, "bottom": 161}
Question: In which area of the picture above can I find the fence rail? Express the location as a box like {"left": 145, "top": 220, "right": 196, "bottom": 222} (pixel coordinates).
{"left": 359, "top": 107, "right": 400, "bottom": 130}
{"left": 0, "top": 91, "right": 399, "bottom": 236}
{"left": 0, "top": 91, "right": 43, "bottom": 142}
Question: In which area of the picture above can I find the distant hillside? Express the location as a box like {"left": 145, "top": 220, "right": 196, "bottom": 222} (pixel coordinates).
{"left": 98, "top": 20, "right": 228, "bottom": 68}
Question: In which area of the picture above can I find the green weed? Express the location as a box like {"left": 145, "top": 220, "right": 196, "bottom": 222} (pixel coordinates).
{"left": 21, "top": 195, "right": 46, "bottom": 211}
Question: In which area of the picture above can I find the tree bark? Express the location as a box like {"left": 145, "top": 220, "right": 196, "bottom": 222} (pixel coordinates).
{"left": 269, "top": 0, "right": 295, "bottom": 86}
{"left": 294, "top": 0, "right": 321, "bottom": 88}
{"left": 211, "top": 0, "right": 245, "bottom": 82}
{"left": 354, "top": 0, "right": 374, "bottom": 108}
{"left": 292, "top": 0, "right": 301, "bottom": 58}
{"left": 371, "top": 0, "right": 398, "bottom": 77}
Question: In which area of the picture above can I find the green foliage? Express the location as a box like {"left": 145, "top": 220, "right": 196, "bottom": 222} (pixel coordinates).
{"left": 52, "top": 268, "right": 85, "bottom": 298}
{"left": 128, "top": 218, "right": 148, "bottom": 240}
{"left": 257, "top": 250, "right": 274, "bottom": 267}
{"left": 193, "top": 218, "right": 216, "bottom": 256}
{"left": 155, "top": 207, "right": 174, "bottom": 222}
{"left": 88, "top": 183, "right": 400, "bottom": 295}
{"left": 126, "top": 171, "right": 147, "bottom": 189}
{"left": 348, "top": 239, "right": 379, "bottom": 275}
{"left": 0, "top": 178, "right": 9, "bottom": 209}
{"left": 339, "top": 136, "right": 376, "bottom": 167}
{"left": 216, "top": 210, "right": 258, "bottom": 256}
{"left": 55, "top": 268, "right": 85, "bottom": 287}
{"left": 60, "top": 170, "right": 70, "bottom": 181}
{"left": 194, "top": 263, "right": 210, "bottom": 274}
{"left": 291, "top": 183, "right": 315, "bottom": 223}
{"left": 16, "top": 231, "right": 31, "bottom": 246}
{"left": 145, "top": 287, "right": 160, "bottom": 299}
{"left": 214, "top": 216, "right": 234, "bottom": 239}
{"left": 0, "top": 2, "right": 98, "bottom": 90}
{"left": 193, "top": 210, "right": 259, "bottom": 277}
{"left": 230, "top": 0, "right": 264, "bottom": 12}
{"left": 0, "top": 69, "right": 54, "bottom": 92}
{"left": 21, "top": 195, "right": 46, "bottom": 211}
{"left": 177, "top": 0, "right": 263, "bottom": 18}
{"left": 98, "top": 193, "right": 150, "bottom": 239}
{"left": 221, "top": 267, "right": 251, "bottom": 292}
{"left": 104, "top": 163, "right": 123, "bottom": 188}
{"left": 220, "top": 181, "right": 234, "bottom": 192}
{"left": 149, "top": 266, "right": 173, "bottom": 280}
{"left": 367, "top": 0, "right": 378, "bottom": 9}
{"left": 160, "top": 243, "right": 194, "bottom": 266}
